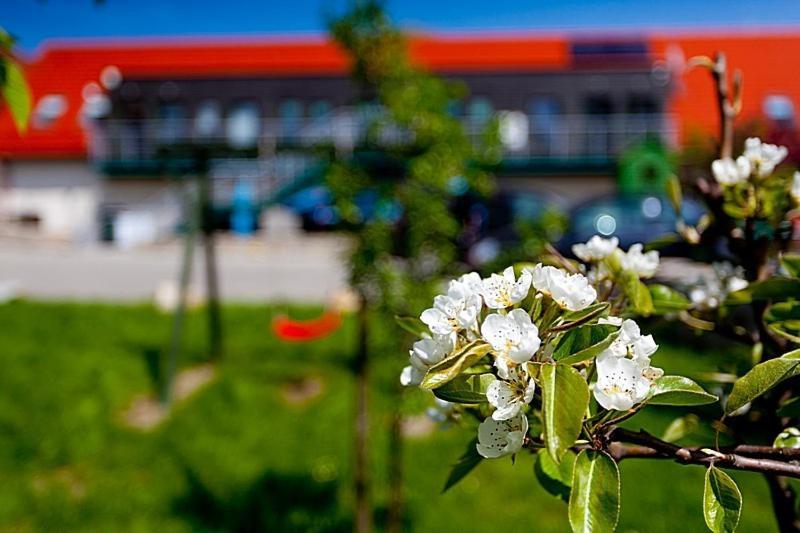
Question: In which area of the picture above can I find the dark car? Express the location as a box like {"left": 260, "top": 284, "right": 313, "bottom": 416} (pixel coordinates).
{"left": 557, "top": 193, "right": 706, "bottom": 255}
{"left": 282, "top": 185, "right": 402, "bottom": 231}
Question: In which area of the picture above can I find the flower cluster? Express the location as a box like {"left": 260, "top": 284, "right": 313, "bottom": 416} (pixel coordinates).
{"left": 594, "top": 319, "right": 662, "bottom": 410}
{"left": 402, "top": 243, "right": 665, "bottom": 459}
{"left": 572, "top": 235, "right": 660, "bottom": 283}
{"left": 712, "top": 137, "right": 788, "bottom": 186}
{"left": 688, "top": 262, "right": 748, "bottom": 311}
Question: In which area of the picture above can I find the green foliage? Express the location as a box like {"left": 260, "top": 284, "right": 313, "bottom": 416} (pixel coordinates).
{"left": 442, "top": 439, "right": 483, "bottom": 493}
{"left": 553, "top": 325, "right": 617, "bottom": 365}
{"left": 648, "top": 376, "right": 718, "bottom": 406}
{"left": 0, "top": 302, "right": 779, "bottom": 531}
{"left": 535, "top": 449, "right": 576, "bottom": 502}
{"left": 726, "top": 349, "right": 800, "bottom": 414}
{"left": 649, "top": 284, "right": 692, "bottom": 315}
{"left": 420, "top": 341, "right": 492, "bottom": 390}
{"left": 395, "top": 315, "right": 428, "bottom": 337}
{"left": 568, "top": 450, "right": 620, "bottom": 533}
{"left": 326, "top": 1, "right": 496, "bottom": 306}
{"left": 541, "top": 364, "right": 590, "bottom": 463}
{"left": 764, "top": 301, "right": 800, "bottom": 344}
{"left": 621, "top": 272, "right": 654, "bottom": 315}
{"left": 774, "top": 428, "right": 800, "bottom": 448}
{"left": 703, "top": 466, "right": 742, "bottom": 533}
{"left": 0, "top": 28, "right": 31, "bottom": 133}
{"left": 432, "top": 374, "right": 494, "bottom": 404}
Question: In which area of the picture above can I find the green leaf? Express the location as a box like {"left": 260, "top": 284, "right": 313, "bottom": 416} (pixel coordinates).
{"left": 764, "top": 302, "right": 800, "bottom": 344}
{"left": 621, "top": 272, "right": 654, "bottom": 316}
{"left": 442, "top": 438, "right": 483, "bottom": 492}
{"left": 432, "top": 374, "right": 495, "bottom": 404}
{"left": 649, "top": 284, "right": 691, "bottom": 315}
{"left": 649, "top": 376, "right": 718, "bottom": 406}
{"left": 661, "top": 414, "right": 701, "bottom": 443}
{"left": 395, "top": 315, "right": 428, "bottom": 337}
{"left": 568, "top": 450, "right": 620, "bottom": 533}
{"left": 534, "top": 448, "right": 576, "bottom": 502}
{"left": 554, "top": 325, "right": 618, "bottom": 365}
{"left": 781, "top": 254, "right": 800, "bottom": 279}
{"left": 725, "top": 349, "right": 800, "bottom": 414}
{"left": 725, "top": 278, "right": 800, "bottom": 306}
{"left": 1, "top": 58, "right": 31, "bottom": 134}
{"left": 777, "top": 396, "right": 800, "bottom": 418}
{"left": 666, "top": 174, "right": 683, "bottom": 214}
{"left": 559, "top": 302, "right": 611, "bottom": 326}
{"left": 703, "top": 465, "right": 742, "bottom": 533}
{"left": 420, "top": 340, "right": 492, "bottom": 390}
{"left": 773, "top": 428, "right": 800, "bottom": 449}
{"left": 541, "top": 363, "right": 590, "bottom": 463}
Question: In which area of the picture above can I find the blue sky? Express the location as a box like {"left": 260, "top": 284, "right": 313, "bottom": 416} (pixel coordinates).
{"left": 6, "top": 0, "right": 800, "bottom": 53}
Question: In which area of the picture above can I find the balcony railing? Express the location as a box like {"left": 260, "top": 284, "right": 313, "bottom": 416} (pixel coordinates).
{"left": 88, "top": 111, "right": 677, "bottom": 169}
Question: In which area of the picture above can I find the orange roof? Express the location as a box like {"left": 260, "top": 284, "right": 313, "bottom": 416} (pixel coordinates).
{"left": 650, "top": 30, "right": 800, "bottom": 141}
{"left": 1, "top": 30, "right": 799, "bottom": 159}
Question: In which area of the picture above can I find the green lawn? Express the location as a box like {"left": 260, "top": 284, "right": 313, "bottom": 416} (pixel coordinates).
{"left": 0, "top": 301, "right": 779, "bottom": 531}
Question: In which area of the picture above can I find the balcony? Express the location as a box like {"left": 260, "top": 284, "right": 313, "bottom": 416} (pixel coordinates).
{"left": 88, "top": 110, "right": 677, "bottom": 181}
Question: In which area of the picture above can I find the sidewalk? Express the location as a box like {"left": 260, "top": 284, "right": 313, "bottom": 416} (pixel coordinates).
{"left": 0, "top": 234, "right": 350, "bottom": 302}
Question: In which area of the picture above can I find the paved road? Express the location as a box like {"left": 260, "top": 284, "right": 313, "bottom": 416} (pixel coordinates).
{"left": 0, "top": 234, "right": 350, "bottom": 302}
{"left": 0, "top": 233, "right": 709, "bottom": 303}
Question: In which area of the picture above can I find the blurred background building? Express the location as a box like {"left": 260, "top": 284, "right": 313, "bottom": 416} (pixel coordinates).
{"left": 0, "top": 29, "right": 798, "bottom": 245}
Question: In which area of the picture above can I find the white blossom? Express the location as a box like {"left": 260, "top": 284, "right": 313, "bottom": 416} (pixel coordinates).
{"left": 481, "top": 309, "right": 541, "bottom": 376}
{"left": 593, "top": 355, "right": 654, "bottom": 411}
{"left": 743, "top": 137, "right": 788, "bottom": 178}
{"left": 792, "top": 172, "right": 800, "bottom": 203}
{"left": 603, "top": 319, "right": 659, "bottom": 366}
{"left": 599, "top": 316, "right": 623, "bottom": 326}
{"left": 529, "top": 264, "right": 597, "bottom": 311}
{"left": 594, "top": 319, "right": 662, "bottom": 410}
{"left": 420, "top": 276, "right": 483, "bottom": 335}
{"left": 476, "top": 412, "right": 528, "bottom": 458}
{"left": 572, "top": 235, "right": 619, "bottom": 262}
{"left": 620, "top": 244, "right": 660, "bottom": 278}
{"left": 486, "top": 370, "right": 536, "bottom": 420}
{"left": 711, "top": 156, "right": 751, "bottom": 186}
{"left": 480, "top": 266, "right": 532, "bottom": 309}
{"left": 400, "top": 334, "right": 455, "bottom": 386}
{"left": 689, "top": 262, "right": 748, "bottom": 311}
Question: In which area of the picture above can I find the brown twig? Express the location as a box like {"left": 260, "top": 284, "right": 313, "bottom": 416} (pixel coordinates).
{"left": 605, "top": 428, "right": 800, "bottom": 478}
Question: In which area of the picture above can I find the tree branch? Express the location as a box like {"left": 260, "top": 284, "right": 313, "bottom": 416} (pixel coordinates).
{"left": 603, "top": 428, "right": 800, "bottom": 478}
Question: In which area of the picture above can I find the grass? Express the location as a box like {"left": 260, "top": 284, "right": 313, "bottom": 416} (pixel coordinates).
{"left": 0, "top": 300, "right": 780, "bottom": 531}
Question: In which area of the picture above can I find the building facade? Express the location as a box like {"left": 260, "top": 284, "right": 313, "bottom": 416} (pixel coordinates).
{"left": 0, "top": 30, "right": 797, "bottom": 244}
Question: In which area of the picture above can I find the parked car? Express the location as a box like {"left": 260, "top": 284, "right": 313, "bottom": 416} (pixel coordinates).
{"left": 557, "top": 193, "right": 706, "bottom": 256}
{"left": 456, "top": 190, "right": 566, "bottom": 267}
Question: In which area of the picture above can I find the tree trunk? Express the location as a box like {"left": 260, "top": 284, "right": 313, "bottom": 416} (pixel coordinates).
{"left": 766, "top": 474, "right": 800, "bottom": 532}
{"left": 197, "top": 171, "right": 223, "bottom": 361}
{"left": 354, "top": 299, "right": 371, "bottom": 533}
{"left": 386, "top": 384, "right": 404, "bottom": 533}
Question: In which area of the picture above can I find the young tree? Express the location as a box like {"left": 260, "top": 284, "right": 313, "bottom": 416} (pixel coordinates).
{"left": 400, "top": 53, "right": 800, "bottom": 532}
{"left": 0, "top": 27, "right": 31, "bottom": 133}
{"left": 327, "top": 2, "right": 496, "bottom": 531}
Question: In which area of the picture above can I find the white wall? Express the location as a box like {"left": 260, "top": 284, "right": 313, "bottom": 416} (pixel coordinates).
{"left": 0, "top": 160, "right": 101, "bottom": 242}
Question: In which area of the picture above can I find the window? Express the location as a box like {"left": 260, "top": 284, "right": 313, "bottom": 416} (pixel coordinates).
{"left": 528, "top": 96, "right": 564, "bottom": 155}
{"left": 627, "top": 94, "right": 658, "bottom": 115}
{"left": 584, "top": 95, "right": 614, "bottom": 156}
{"left": 226, "top": 101, "right": 261, "bottom": 149}
{"left": 279, "top": 99, "right": 303, "bottom": 141}
{"left": 309, "top": 100, "right": 331, "bottom": 119}
{"left": 157, "top": 102, "right": 188, "bottom": 143}
{"left": 194, "top": 100, "right": 222, "bottom": 138}
{"left": 468, "top": 97, "right": 493, "bottom": 122}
